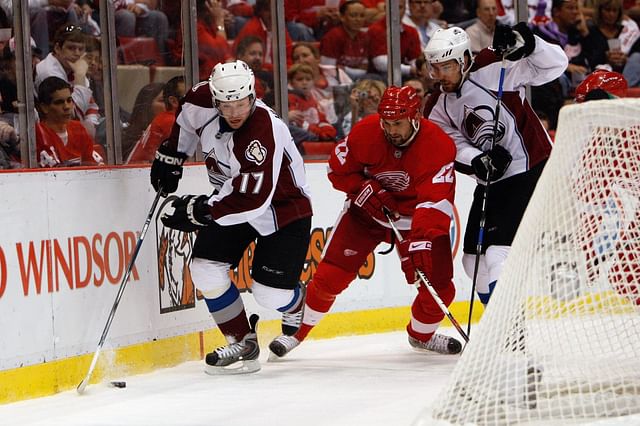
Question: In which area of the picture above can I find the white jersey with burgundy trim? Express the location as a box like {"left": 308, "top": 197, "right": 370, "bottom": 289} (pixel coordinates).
{"left": 425, "top": 35, "right": 568, "bottom": 184}
{"left": 168, "top": 82, "right": 312, "bottom": 236}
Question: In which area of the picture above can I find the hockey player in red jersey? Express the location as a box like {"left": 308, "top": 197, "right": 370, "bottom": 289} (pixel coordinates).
{"left": 423, "top": 24, "right": 568, "bottom": 306}
{"left": 573, "top": 71, "right": 640, "bottom": 306}
{"left": 269, "top": 85, "right": 463, "bottom": 358}
{"left": 150, "top": 60, "right": 312, "bottom": 374}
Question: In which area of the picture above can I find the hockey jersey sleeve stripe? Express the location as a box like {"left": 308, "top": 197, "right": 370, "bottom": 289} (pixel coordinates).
{"left": 415, "top": 199, "right": 454, "bottom": 218}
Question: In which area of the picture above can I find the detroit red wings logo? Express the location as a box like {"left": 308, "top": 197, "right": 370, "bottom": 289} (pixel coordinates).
{"left": 374, "top": 171, "right": 410, "bottom": 192}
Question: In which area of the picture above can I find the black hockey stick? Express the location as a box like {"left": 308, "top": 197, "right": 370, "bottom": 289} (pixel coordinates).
{"left": 468, "top": 56, "right": 507, "bottom": 337}
{"left": 385, "top": 211, "right": 469, "bottom": 343}
{"left": 77, "top": 189, "right": 163, "bottom": 394}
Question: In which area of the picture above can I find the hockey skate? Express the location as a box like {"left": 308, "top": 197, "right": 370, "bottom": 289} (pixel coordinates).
{"left": 281, "top": 282, "right": 306, "bottom": 336}
{"left": 267, "top": 334, "right": 300, "bottom": 361}
{"left": 205, "top": 314, "right": 261, "bottom": 375}
{"left": 409, "top": 333, "right": 462, "bottom": 354}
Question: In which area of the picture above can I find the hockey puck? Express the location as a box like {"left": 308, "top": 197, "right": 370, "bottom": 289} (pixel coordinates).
{"left": 110, "top": 381, "right": 126, "bottom": 388}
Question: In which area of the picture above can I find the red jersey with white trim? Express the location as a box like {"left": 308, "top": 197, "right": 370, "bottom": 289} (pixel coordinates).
{"left": 36, "top": 120, "right": 103, "bottom": 167}
{"left": 127, "top": 110, "right": 176, "bottom": 164}
{"left": 166, "top": 81, "right": 312, "bottom": 236}
{"left": 425, "top": 36, "right": 567, "bottom": 184}
{"left": 320, "top": 26, "right": 369, "bottom": 70}
{"left": 328, "top": 114, "right": 456, "bottom": 237}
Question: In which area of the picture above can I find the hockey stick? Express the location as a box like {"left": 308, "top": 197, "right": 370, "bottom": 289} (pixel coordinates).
{"left": 77, "top": 189, "right": 163, "bottom": 394}
{"left": 385, "top": 211, "right": 469, "bottom": 343}
{"left": 467, "top": 56, "right": 507, "bottom": 336}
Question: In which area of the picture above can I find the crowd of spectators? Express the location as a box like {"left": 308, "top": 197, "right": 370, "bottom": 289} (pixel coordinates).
{"left": 0, "top": 0, "right": 639, "bottom": 168}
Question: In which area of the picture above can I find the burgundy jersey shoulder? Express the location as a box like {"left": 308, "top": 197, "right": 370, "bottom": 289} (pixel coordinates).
{"left": 182, "top": 81, "right": 214, "bottom": 109}
{"left": 470, "top": 48, "right": 501, "bottom": 71}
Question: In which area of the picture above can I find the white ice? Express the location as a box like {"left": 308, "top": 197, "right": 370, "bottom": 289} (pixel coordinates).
{"left": 0, "top": 329, "right": 460, "bottom": 426}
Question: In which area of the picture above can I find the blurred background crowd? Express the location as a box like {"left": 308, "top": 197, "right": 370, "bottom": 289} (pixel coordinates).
{"left": 0, "top": 0, "right": 639, "bottom": 169}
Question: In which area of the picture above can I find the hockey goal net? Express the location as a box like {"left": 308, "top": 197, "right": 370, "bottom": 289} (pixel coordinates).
{"left": 421, "top": 98, "right": 640, "bottom": 425}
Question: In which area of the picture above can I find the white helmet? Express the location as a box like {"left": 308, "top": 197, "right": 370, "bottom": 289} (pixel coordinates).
{"left": 208, "top": 60, "right": 256, "bottom": 103}
{"left": 423, "top": 27, "right": 472, "bottom": 68}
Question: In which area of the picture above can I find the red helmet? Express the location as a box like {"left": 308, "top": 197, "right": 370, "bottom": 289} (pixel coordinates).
{"left": 378, "top": 86, "right": 422, "bottom": 120}
{"left": 575, "top": 70, "right": 628, "bottom": 103}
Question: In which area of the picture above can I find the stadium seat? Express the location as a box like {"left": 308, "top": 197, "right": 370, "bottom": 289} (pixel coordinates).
{"left": 117, "top": 37, "right": 164, "bottom": 66}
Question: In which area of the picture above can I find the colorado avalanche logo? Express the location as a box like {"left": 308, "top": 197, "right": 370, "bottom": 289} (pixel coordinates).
{"left": 374, "top": 171, "right": 410, "bottom": 192}
{"left": 204, "top": 149, "right": 229, "bottom": 191}
{"left": 463, "top": 105, "right": 506, "bottom": 150}
{"left": 245, "top": 139, "right": 267, "bottom": 165}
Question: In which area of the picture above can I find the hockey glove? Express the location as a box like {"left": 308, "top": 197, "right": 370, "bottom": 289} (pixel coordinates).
{"left": 161, "top": 195, "right": 214, "bottom": 233}
{"left": 150, "top": 141, "right": 188, "bottom": 195}
{"left": 492, "top": 22, "right": 536, "bottom": 61}
{"left": 471, "top": 145, "right": 512, "bottom": 180}
{"left": 352, "top": 179, "right": 398, "bottom": 223}
{"left": 399, "top": 234, "right": 453, "bottom": 289}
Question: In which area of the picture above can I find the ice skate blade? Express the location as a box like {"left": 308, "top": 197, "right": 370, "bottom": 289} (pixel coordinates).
{"left": 204, "top": 359, "right": 261, "bottom": 375}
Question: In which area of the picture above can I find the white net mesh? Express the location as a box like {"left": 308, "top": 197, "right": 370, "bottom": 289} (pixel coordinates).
{"left": 424, "top": 99, "right": 640, "bottom": 425}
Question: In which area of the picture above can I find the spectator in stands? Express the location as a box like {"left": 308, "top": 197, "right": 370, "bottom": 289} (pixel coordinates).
{"left": 439, "top": 0, "right": 476, "bottom": 25}
{"left": 466, "top": 0, "right": 499, "bottom": 54}
{"left": 532, "top": 0, "right": 590, "bottom": 80}
{"left": 292, "top": 41, "right": 353, "bottom": 125}
{"left": 320, "top": 0, "right": 370, "bottom": 80}
{"left": 35, "top": 76, "right": 104, "bottom": 167}
{"left": 76, "top": 0, "right": 101, "bottom": 36}
{"left": 173, "top": 0, "right": 232, "bottom": 81}
{"left": 340, "top": 78, "right": 385, "bottom": 136}
{"left": 367, "top": 0, "right": 422, "bottom": 78}
{"left": 531, "top": 0, "right": 590, "bottom": 128}
{"left": 284, "top": 0, "right": 341, "bottom": 41}
{"left": 223, "top": 0, "right": 254, "bottom": 39}
{"left": 84, "top": 36, "right": 104, "bottom": 115}
{"left": 0, "top": 38, "right": 42, "bottom": 115}
{"left": 403, "top": 0, "right": 446, "bottom": 50}
{"left": 235, "top": 35, "right": 275, "bottom": 106}
{"left": 233, "top": 0, "right": 294, "bottom": 71}
{"left": 121, "top": 82, "right": 165, "bottom": 159}
{"left": 582, "top": 0, "right": 640, "bottom": 73}
{"left": 0, "top": 116, "right": 19, "bottom": 169}
{"left": 35, "top": 24, "right": 101, "bottom": 139}
{"left": 403, "top": 77, "right": 428, "bottom": 113}
{"left": 126, "top": 76, "right": 185, "bottom": 164}
{"left": 112, "top": 0, "right": 171, "bottom": 65}
{"left": 287, "top": 63, "right": 337, "bottom": 149}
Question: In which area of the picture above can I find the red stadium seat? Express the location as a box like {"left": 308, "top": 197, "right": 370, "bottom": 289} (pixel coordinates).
{"left": 117, "top": 37, "right": 164, "bottom": 66}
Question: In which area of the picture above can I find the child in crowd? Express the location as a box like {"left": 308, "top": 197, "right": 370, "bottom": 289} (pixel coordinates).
{"left": 287, "top": 63, "right": 337, "bottom": 147}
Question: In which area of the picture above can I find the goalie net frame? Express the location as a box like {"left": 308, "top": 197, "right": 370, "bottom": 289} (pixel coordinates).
{"left": 417, "top": 98, "right": 640, "bottom": 425}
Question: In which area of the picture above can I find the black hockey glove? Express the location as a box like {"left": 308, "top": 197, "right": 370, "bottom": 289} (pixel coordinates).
{"left": 161, "top": 195, "right": 214, "bottom": 233}
{"left": 150, "top": 141, "right": 188, "bottom": 195}
{"left": 492, "top": 22, "right": 535, "bottom": 61}
{"left": 471, "top": 145, "right": 512, "bottom": 180}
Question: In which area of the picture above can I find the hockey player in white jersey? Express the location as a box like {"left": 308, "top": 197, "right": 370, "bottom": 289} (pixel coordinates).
{"left": 424, "top": 24, "right": 568, "bottom": 306}
{"left": 150, "top": 60, "right": 312, "bottom": 374}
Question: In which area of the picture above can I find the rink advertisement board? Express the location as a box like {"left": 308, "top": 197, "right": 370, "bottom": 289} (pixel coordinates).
{"left": 0, "top": 164, "right": 475, "bottom": 374}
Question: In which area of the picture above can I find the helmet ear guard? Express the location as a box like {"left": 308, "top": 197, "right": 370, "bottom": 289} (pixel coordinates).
{"left": 209, "top": 60, "right": 256, "bottom": 103}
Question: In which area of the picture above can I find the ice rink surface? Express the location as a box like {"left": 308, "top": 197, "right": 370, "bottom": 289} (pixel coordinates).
{"left": 0, "top": 329, "right": 461, "bottom": 426}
